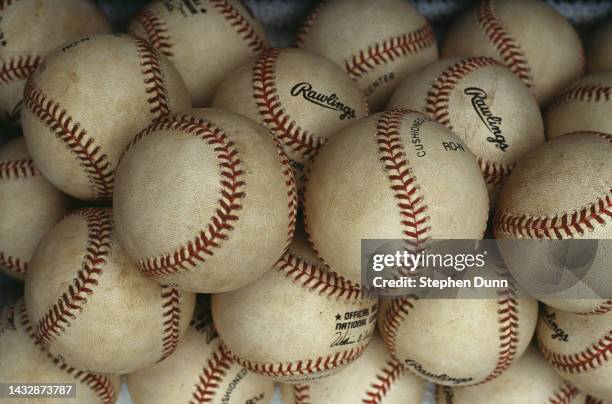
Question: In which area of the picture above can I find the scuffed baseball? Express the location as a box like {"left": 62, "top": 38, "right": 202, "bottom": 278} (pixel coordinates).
{"left": 21, "top": 34, "right": 191, "bottom": 201}
{"left": 545, "top": 72, "right": 612, "bottom": 139}
{"left": 113, "top": 108, "right": 297, "bottom": 293}
{"left": 24, "top": 208, "right": 196, "bottom": 374}
{"left": 0, "top": 300, "right": 121, "bottom": 404}
{"left": 211, "top": 227, "right": 378, "bottom": 383}
{"left": 297, "top": 0, "right": 438, "bottom": 110}
{"left": 587, "top": 16, "right": 612, "bottom": 74}
{"left": 129, "top": 0, "right": 267, "bottom": 107}
{"left": 304, "top": 109, "right": 489, "bottom": 285}
{"left": 435, "top": 345, "right": 586, "bottom": 403}
{"left": 537, "top": 305, "right": 612, "bottom": 400}
{"left": 0, "top": 0, "right": 111, "bottom": 124}
{"left": 388, "top": 56, "right": 544, "bottom": 199}
{"left": 494, "top": 133, "right": 612, "bottom": 314}
{"left": 0, "top": 137, "right": 71, "bottom": 281}
{"left": 281, "top": 333, "right": 425, "bottom": 403}
{"left": 442, "top": 0, "right": 584, "bottom": 105}
{"left": 213, "top": 47, "right": 368, "bottom": 191}
{"left": 127, "top": 306, "right": 274, "bottom": 404}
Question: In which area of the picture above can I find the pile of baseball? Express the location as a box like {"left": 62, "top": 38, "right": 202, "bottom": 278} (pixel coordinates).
{"left": 0, "top": 0, "right": 611, "bottom": 403}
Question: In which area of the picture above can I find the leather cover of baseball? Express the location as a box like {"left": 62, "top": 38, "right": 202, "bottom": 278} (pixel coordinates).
{"left": 213, "top": 47, "right": 368, "bottom": 192}
{"left": 304, "top": 109, "right": 489, "bottom": 285}
{"left": 281, "top": 332, "right": 426, "bottom": 403}
{"left": 0, "top": 137, "right": 71, "bottom": 281}
{"left": 587, "top": 17, "right": 612, "bottom": 74}
{"left": 211, "top": 226, "right": 378, "bottom": 383}
{"left": 129, "top": 0, "right": 267, "bottom": 107}
{"left": 127, "top": 306, "right": 274, "bottom": 404}
{"left": 113, "top": 108, "right": 297, "bottom": 293}
{"left": 297, "top": 0, "right": 438, "bottom": 111}
{"left": 0, "top": 300, "right": 121, "bottom": 404}
{"left": 21, "top": 34, "right": 191, "bottom": 201}
{"left": 435, "top": 345, "right": 587, "bottom": 403}
{"left": 0, "top": 0, "right": 111, "bottom": 124}
{"left": 545, "top": 72, "right": 612, "bottom": 140}
{"left": 442, "top": 0, "right": 584, "bottom": 105}
{"left": 494, "top": 133, "right": 612, "bottom": 314}
{"left": 388, "top": 56, "right": 544, "bottom": 198}
{"left": 537, "top": 305, "right": 612, "bottom": 400}
{"left": 24, "top": 208, "right": 196, "bottom": 374}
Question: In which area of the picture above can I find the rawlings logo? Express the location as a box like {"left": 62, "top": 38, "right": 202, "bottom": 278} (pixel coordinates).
{"left": 290, "top": 82, "right": 356, "bottom": 120}
{"left": 464, "top": 87, "right": 509, "bottom": 152}
{"left": 541, "top": 309, "right": 569, "bottom": 342}
{"left": 405, "top": 359, "right": 473, "bottom": 385}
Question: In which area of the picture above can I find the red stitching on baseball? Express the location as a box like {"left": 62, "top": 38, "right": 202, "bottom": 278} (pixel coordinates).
{"left": 577, "top": 300, "right": 612, "bottom": 316}
{"left": 477, "top": 0, "right": 534, "bottom": 89}
{"left": 210, "top": 0, "right": 266, "bottom": 52}
{"left": 0, "top": 158, "right": 39, "bottom": 179}
{"left": 22, "top": 79, "right": 114, "bottom": 200}
{"left": 253, "top": 48, "right": 323, "bottom": 156}
{"left": 124, "top": 115, "right": 245, "bottom": 278}
{"left": 132, "top": 8, "right": 174, "bottom": 57}
{"left": 344, "top": 24, "right": 435, "bottom": 81}
{"left": 586, "top": 397, "right": 606, "bottom": 404}
{"left": 271, "top": 133, "right": 298, "bottom": 251}
{"left": 18, "top": 301, "right": 116, "bottom": 404}
{"left": 478, "top": 157, "right": 514, "bottom": 186}
{"left": 296, "top": 1, "right": 326, "bottom": 47}
{"left": 362, "top": 358, "right": 404, "bottom": 404}
{"left": 159, "top": 285, "right": 182, "bottom": 361}
{"left": 191, "top": 343, "right": 233, "bottom": 404}
{"left": 276, "top": 248, "right": 364, "bottom": 301}
{"left": 380, "top": 297, "right": 415, "bottom": 358}
{"left": 133, "top": 36, "right": 170, "bottom": 120}
{"left": 0, "top": 55, "right": 43, "bottom": 85}
{"left": 292, "top": 385, "right": 311, "bottom": 404}
{"left": 548, "top": 382, "right": 579, "bottom": 404}
{"left": 552, "top": 84, "right": 612, "bottom": 106}
{"left": 34, "top": 209, "right": 113, "bottom": 349}
{"left": 376, "top": 109, "right": 431, "bottom": 252}
{"left": 0, "top": 251, "right": 27, "bottom": 275}
{"left": 231, "top": 345, "right": 367, "bottom": 378}
{"left": 538, "top": 331, "right": 612, "bottom": 374}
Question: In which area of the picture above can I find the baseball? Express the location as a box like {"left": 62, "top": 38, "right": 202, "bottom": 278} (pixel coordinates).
{"left": 127, "top": 304, "right": 274, "bottom": 404}
{"left": 0, "top": 0, "right": 110, "bottom": 124}
{"left": 113, "top": 108, "right": 297, "bottom": 293}
{"left": 213, "top": 47, "right": 368, "bottom": 191}
{"left": 21, "top": 34, "right": 191, "bottom": 201}
{"left": 0, "top": 300, "right": 121, "bottom": 404}
{"left": 494, "top": 132, "right": 612, "bottom": 314}
{"left": 537, "top": 304, "right": 612, "bottom": 400}
{"left": 24, "top": 208, "right": 196, "bottom": 374}
{"left": 129, "top": 0, "right": 267, "bottom": 107}
{"left": 297, "top": 0, "right": 438, "bottom": 111}
{"left": 387, "top": 56, "right": 545, "bottom": 198}
{"left": 0, "top": 137, "right": 71, "bottom": 281}
{"left": 545, "top": 72, "right": 612, "bottom": 140}
{"left": 304, "top": 109, "right": 489, "bottom": 285}
{"left": 281, "top": 333, "right": 426, "bottom": 404}
{"left": 435, "top": 345, "right": 587, "bottom": 403}
{"left": 442, "top": 0, "right": 584, "bottom": 105}
{"left": 211, "top": 226, "right": 378, "bottom": 383}
{"left": 587, "top": 16, "right": 612, "bottom": 74}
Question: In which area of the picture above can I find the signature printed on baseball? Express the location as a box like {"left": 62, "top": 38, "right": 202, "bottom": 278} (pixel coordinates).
{"left": 464, "top": 87, "right": 509, "bottom": 152}
{"left": 541, "top": 309, "right": 569, "bottom": 342}
{"left": 290, "top": 82, "right": 356, "bottom": 120}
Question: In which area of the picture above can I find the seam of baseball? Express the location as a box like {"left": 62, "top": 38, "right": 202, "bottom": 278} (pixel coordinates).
{"left": 0, "top": 158, "right": 39, "bottom": 179}
{"left": 132, "top": 8, "right": 174, "bottom": 57}
{"left": 276, "top": 249, "right": 364, "bottom": 302}
{"left": 159, "top": 285, "right": 182, "bottom": 361}
{"left": 551, "top": 84, "right": 612, "bottom": 107}
{"left": 210, "top": 0, "right": 266, "bottom": 53}
{"left": 0, "top": 251, "right": 27, "bottom": 275}
{"left": 230, "top": 344, "right": 367, "bottom": 378}
{"left": 343, "top": 24, "right": 435, "bottom": 81}
{"left": 190, "top": 343, "right": 232, "bottom": 404}
{"left": 0, "top": 55, "right": 43, "bottom": 85}
{"left": 376, "top": 109, "right": 431, "bottom": 252}
{"left": 577, "top": 300, "right": 612, "bottom": 316}
{"left": 270, "top": 132, "right": 298, "bottom": 252}
{"left": 123, "top": 115, "right": 246, "bottom": 278}
{"left": 133, "top": 36, "right": 170, "bottom": 120}
{"left": 23, "top": 79, "right": 114, "bottom": 200}
{"left": 478, "top": 157, "right": 515, "bottom": 185}
{"left": 477, "top": 0, "right": 534, "bottom": 89}
{"left": 362, "top": 357, "right": 404, "bottom": 404}
{"left": 381, "top": 297, "right": 415, "bottom": 358}
{"left": 295, "top": 0, "right": 327, "bottom": 47}
{"left": 292, "top": 385, "right": 311, "bottom": 404}
{"left": 586, "top": 397, "right": 605, "bottom": 404}
{"left": 538, "top": 331, "right": 612, "bottom": 374}
{"left": 34, "top": 209, "right": 112, "bottom": 350}
{"left": 548, "top": 382, "right": 579, "bottom": 404}
{"left": 253, "top": 48, "right": 323, "bottom": 156}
